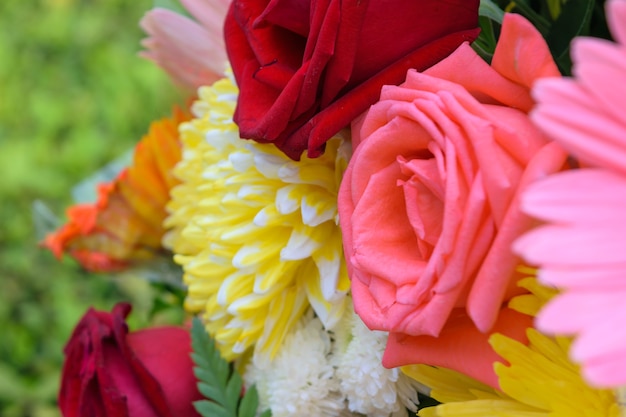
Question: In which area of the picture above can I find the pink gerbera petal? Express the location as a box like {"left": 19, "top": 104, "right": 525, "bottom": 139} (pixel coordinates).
{"left": 539, "top": 265, "right": 626, "bottom": 290}
{"left": 518, "top": 0, "right": 626, "bottom": 389}
{"left": 532, "top": 79, "right": 626, "bottom": 176}
{"left": 520, "top": 169, "right": 626, "bottom": 223}
{"left": 607, "top": 0, "right": 626, "bottom": 45}
{"left": 581, "top": 345, "right": 626, "bottom": 388}
{"left": 572, "top": 38, "right": 626, "bottom": 124}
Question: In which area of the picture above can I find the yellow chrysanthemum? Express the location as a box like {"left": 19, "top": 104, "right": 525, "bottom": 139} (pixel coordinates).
{"left": 164, "top": 77, "right": 351, "bottom": 363}
{"left": 403, "top": 278, "right": 620, "bottom": 417}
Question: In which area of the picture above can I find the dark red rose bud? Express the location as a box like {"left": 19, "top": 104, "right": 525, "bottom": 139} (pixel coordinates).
{"left": 58, "top": 303, "right": 202, "bottom": 417}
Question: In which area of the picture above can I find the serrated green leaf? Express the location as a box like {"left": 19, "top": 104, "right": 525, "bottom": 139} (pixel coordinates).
{"left": 225, "top": 373, "right": 243, "bottom": 413}
{"left": 191, "top": 319, "right": 229, "bottom": 386}
{"left": 194, "top": 367, "right": 223, "bottom": 389}
{"left": 191, "top": 354, "right": 211, "bottom": 370}
{"left": 215, "top": 360, "right": 230, "bottom": 386}
{"left": 479, "top": 0, "right": 504, "bottom": 23}
{"left": 191, "top": 318, "right": 230, "bottom": 393}
{"left": 197, "top": 382, "right": 225, "bottom": 403}
{"left": 191, "top": 317, "right": 254, "bottom": 417}
{"left": 194, "top": 400, "right": 230, "bottom": 417}
{"left": 238, "top": 385, "right": 260, "bottom": 417}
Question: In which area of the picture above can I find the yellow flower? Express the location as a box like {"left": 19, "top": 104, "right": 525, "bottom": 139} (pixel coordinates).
{"left": 165, "top": 77, "right": 351, "bottom": 363}
{"left": 404, "top": 278, "right": 620, "bottom": 417}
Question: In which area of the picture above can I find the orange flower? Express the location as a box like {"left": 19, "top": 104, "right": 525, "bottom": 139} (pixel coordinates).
{"left": 43, "top": 107, "right": 189, "bottom": 272}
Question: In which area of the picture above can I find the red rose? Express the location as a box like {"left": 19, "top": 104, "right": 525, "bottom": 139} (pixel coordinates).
{"left": 225, "top": 0, "right": 480, "bottom": 160}
{"left": 58, "top": 303, "right": 202, "bottom": 417}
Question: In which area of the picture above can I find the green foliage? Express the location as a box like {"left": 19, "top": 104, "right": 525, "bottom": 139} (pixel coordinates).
{"left": 190, "top": 318, "right": 270, "bottom": 417}
{"left": 545, "top": 0, "right": 596, "bottom": 71}
{"left": 153, "top": 0, "right": 192, "bottom": 17}
{"left": 0, "top": 0, "right": 182, "bottom": 416}
{"left": 477, "top": 0, "right": 610, "bottom": 74}
{"left": 480, "top": 0, "right": 505, "bottom": 23}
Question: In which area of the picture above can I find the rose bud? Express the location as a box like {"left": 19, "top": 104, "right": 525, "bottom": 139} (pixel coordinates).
{"left": 58, "top": 303, "right": 202, "bottom": 417}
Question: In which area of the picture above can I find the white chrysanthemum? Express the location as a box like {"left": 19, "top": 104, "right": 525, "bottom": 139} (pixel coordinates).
{"left": 333, "top": 305, "right": 423, "bottom": 417}
{"left": 164, "top": 77, "right": 351, "bottom": 363}
{"left": 244, "top": 311, "right": 346, "bottom": 417}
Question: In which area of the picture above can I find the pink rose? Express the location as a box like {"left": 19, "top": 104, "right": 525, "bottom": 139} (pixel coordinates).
{"left": 58, "top": 303, "right": 202, "bottom": 417}
{"left": 338, "top": 14, "right": 567, "bottom": 386}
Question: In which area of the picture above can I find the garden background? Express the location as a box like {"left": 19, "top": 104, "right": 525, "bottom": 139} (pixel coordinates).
{"left": 0, "top": 0, "right": 183, "bottom": 415}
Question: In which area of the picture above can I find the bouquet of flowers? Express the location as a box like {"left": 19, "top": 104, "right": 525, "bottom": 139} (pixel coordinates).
{"left": 42, "top": 0, "right": 626, "bottom": 415}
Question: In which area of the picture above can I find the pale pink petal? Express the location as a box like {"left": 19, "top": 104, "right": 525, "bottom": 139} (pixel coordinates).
{"left": 517, "top": 148, "right": 626, "bottom": 389}
{"left": 539, "top": 265, "right": 626, "bottom": 290}
{"left": 515, "top": 171, "right": 626, "bottom": 270}
{"left": 140, "top": 8, "right": 227, "bottom": 91}
{"left": 536, "top": 292, "right": 618, "bottom": 334}
{"left": 503, "top": 0, "right": 626, "bottom": 390}
{"left": 607, "top": 0, "right": 626, "bottom": 45}
{"left": 572, "top": 38, "right": 626, "bottom": 125}
{"left": 517, "top": 223, "right": 626, "bottom": 266}
{"left": 180, "top": 0, "right": 230, "bottom": 37}
{"left": 531, "top": 7, "right": 626, "bottom": 176}
{"left": 571, "top": 305, "right": 626, "bottom": 363}
{"left": 519, "top": 169, "right": 626, "bottom": 223}
{"left": 581, "top": 346, "right": 626, "bottom": 388}
{"left": 538, "top": 290, "right": 626, "bottom": 388}
{"left": 532, "top": 78, "right": 626, "bottom": 176}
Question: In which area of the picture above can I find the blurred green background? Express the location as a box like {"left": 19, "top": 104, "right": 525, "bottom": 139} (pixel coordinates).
{"left": 0, "top": 0, "right": 183, "bottom": 415}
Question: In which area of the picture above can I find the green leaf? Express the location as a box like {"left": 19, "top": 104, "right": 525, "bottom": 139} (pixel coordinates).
{"left": 546, "top": 0, "right": 564, "bottom": 19}
{"left": 70, "top": 149, "right": 133, "bottom": 204}
{"left": 545, "top": 0, "right": 595, "bottom": 74}
{"left": 194, "top": 400, "right": 230, "bottom": 417}
{"left": 417, "top": 392, "right": 441, "bottom": 410}
{"left": 194, "top": 367, "right": 222, "bottom": 388}
{"left": 479, "top": 0, "right": 505, "bottom": 23}
{"left": 225, "top": 373, "right": 243, "bottom": 414}
{"left": 239, "top": 385, "right": 261, "bottom": 417}
{"left": 190, "top": 317, "right": 263, "bottom": 417}
{"left": 259, "top": 409, "right": 273, "bottom": 417}
{"left": 152, "top": 0, "right": 192, "bottom": 17}
{"left": 191, "top": 319, "right": 229, "bottom": 387}
{"left": 472, "top": 15, "right": 499, "bottom": 63}
{"left": 31, "top": 199, "right": 60, "bottom": 241}
{"left": 191, "top": 354, "right": 211, "bottom": 371}
{"left": 197, "top": 382, "right": 225, "bottom": 403}
{"left": 507, "top": 0, "right": 552, "bottom": 35}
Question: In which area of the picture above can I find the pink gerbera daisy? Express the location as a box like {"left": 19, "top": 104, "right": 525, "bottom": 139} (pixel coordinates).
{"left": 514, "top": 0, "right": 626, "bottom": 388}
